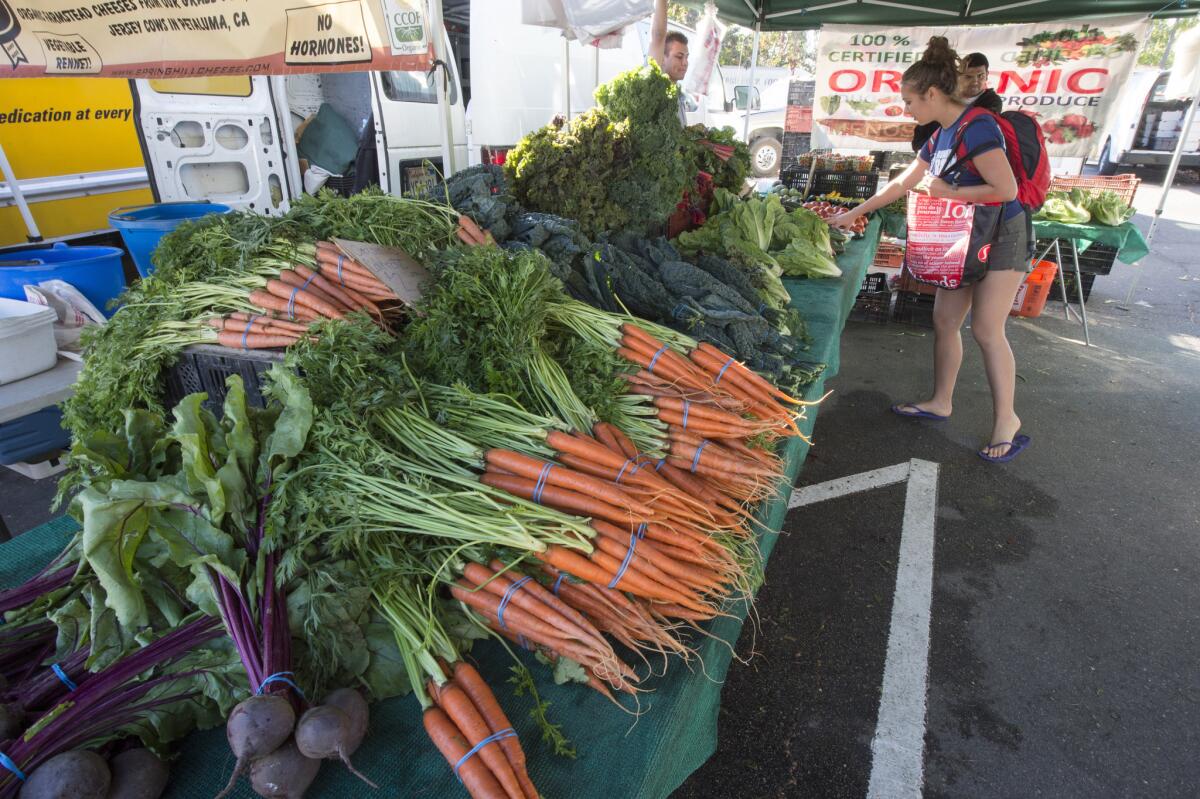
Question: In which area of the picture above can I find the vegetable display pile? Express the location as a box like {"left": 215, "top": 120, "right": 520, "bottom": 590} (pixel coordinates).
{"left": 24, "top": 158, "right": 836, "bottom": 795}
{"left": 25, "top": 60, "right": 866, "bottom": 795}
{"left": 1035, "top": 188, "right": 1134, "bottom": 226}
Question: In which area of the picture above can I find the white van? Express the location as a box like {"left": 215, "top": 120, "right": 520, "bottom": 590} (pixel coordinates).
{"left": 131, "top": 1, "right": 733, "bottom": 209}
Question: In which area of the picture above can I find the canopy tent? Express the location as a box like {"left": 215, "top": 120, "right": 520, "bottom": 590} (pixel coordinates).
{"left": 708, "top": 0, "right": 1195, "bottom": 30}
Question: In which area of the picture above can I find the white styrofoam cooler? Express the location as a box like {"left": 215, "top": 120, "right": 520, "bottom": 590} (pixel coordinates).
{"left": 0, "top": 297, "right": 57, "bottom": 384}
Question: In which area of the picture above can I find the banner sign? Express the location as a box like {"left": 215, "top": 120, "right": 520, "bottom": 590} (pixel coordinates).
{"left": 0, "top": 0, "right": 430, "bottom": 79}
{"left": 813, "top": 17, "right": 1149, "bottom": 157}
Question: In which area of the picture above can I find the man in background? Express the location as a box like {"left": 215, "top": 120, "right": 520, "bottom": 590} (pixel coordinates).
{"left": 911, "top": 52, "right": 1003, "bottom": 152}
{"left": 648, "top": 0, "right": 690, "bottom": 124}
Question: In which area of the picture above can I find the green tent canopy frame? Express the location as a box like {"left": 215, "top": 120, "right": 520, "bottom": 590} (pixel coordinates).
{"left": 702, "top": 0, "right": 1195, "bottom": 31}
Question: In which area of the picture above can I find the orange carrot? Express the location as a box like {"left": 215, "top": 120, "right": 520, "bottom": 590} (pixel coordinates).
{"left": 431, "top": 682, "right": 525, "bottom": 799}
{"left": 482, "top": 450, "right": 655, "bottom": 518}
{"left": 216, "top": 331, "right": 296, "bottom": 350}
{"left": 248, "top": 289, "right": 318, "bottom": 321}
{"left": 228, "top": 311, "right": 311, "bottom": 334}
{"left": 292, "top": 263, "right": 371, "bottom": 314}
{"left": 463, "top": 562, "right": 605, "bottom": 651}
{"left": 264, "top": 278, "right": 345, "bottom": 320}
{"left": 424, "top": 707, "right": 508, "bottom": 799}
{"left": 591, "top": 422, "right": 624, "bottom": 456}
{"left": 451, "top": 663, "right": 538, "bottom": 799}
{"left": 698, "top": 341, "right": 803, "bottom": 405}
{"left": 276, "top": 269, "right": 350, "bottom": 313}
{"left": 480, "top": 472, "right": 639, "bottom": 527}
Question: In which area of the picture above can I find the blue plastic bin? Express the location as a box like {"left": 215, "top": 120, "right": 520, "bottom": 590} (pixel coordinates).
{"left": 0, "top": 407, "right": 69, "bottom": 465}
{"left": 109, "top": 202, "right": 232, "bottom": 278}
{"left": 0, "top": 242, "right": 126, "bottom": 318}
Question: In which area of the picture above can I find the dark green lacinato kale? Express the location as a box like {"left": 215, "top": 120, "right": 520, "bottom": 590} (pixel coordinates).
{"left": 506, "top": 63, "right": 690, "bottom": 237}
{"left": 503, "top": 212, "right": 594, "bottom": 301}
{"left": 425, "top": 164, "right": 519, "bottom": 240}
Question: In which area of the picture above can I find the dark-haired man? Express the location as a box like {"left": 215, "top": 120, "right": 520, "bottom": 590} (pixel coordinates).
{"left": 648, "top": 0, "right": 690, "bottom": 124}
{"left": 911, "top": 52, "right": 1003, "bottom": 152}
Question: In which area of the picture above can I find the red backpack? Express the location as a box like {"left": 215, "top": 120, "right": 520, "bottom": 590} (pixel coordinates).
{"left": 945, "top": 107, "right": 1051, "bottom": 211}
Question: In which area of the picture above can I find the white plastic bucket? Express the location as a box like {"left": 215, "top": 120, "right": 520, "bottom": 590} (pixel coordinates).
{"left": 0, "top": 297, "right": 57, "bottom": 384}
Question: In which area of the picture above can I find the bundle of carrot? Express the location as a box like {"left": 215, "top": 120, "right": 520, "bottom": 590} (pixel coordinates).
{"left": 303, "top": 241, "right": 400, "bottom": 305}
{"left": 423, "top": 658, "right": 539, "bottom": 799}
{"left": 479, "top": 438, "right": 747, "bottom": 616}
{"left": 450, "top": 561, "right": 640, "bottom": 704}
{"left": 456, "top": 215, "right": 495, "bottom": 247}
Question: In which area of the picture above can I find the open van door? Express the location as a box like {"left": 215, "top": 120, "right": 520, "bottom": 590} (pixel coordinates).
{"left": 131, "top": 76, "right": 299, "bottom": 215}
{"left": 371, "top": 33, "right": 468, "bottom": 194}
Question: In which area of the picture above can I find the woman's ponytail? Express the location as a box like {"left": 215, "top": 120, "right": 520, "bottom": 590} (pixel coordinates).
{"left": 902, "top": 36, "right": 961, "bottom": 97}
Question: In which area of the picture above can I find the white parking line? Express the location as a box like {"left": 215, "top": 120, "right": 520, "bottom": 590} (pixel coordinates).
{"left": 787, "top": 459, "right": 941, "bottom": 799}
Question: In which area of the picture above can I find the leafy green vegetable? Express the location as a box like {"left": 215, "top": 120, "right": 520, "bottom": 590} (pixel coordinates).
{"left": 686, "top": 124, "right": 751, "bottom": 192}
{"left": 1086, "top": 190, "right": 1134, "bottom": 226}
{"left": 1036, "top": 190, "right": 1091, "bottom": 224}
{"left": 507, "top": 63, "right": 690, "bottom": 237}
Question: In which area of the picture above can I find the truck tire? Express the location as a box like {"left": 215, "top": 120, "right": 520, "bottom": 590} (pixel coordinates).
{"left": 750, "top": 137, "right": 782, "bottom": 177}
{"left": 1097, "top": 137, "right": 1119, "bottom": 176}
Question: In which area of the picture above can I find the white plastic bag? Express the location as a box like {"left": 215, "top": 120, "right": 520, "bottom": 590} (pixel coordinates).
{"left": 559, "top": 0, "right": 651, "bottom": 42}
{"left": 683, "top": 2, "right": 723, "bottom": 98}
{"left": 522, "top": 0, "right": 569, "bottom": 28}
{"left": 22, "top": 279, "right": 106, "bottom": 357}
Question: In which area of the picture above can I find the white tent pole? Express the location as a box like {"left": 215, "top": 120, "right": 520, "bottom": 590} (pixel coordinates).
{"left": 0, "top": 142, "right": 41, "bottom": 242}
{"left": 428, "top": 0, "right": 456, "bottom": 178}
{"left": 564, "top": 37, "right": 572, "bottom": 120}
{"left": 742, "top": 19, "right": 762, "bottom": 143}
{"left": 1117, "top": 59, "right": 1200, "bottom": 310}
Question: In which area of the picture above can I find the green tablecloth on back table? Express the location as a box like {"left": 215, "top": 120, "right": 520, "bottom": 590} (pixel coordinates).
{"left": 1032, "top": 219, "right": 1150, "bottom": 265}
{"left": 0, "top": 218, "right": 882, "bottom": 799}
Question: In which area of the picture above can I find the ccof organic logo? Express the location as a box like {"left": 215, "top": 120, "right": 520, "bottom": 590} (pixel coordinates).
{"left": 0, "top": 1, "right": 27, "bottom": 70}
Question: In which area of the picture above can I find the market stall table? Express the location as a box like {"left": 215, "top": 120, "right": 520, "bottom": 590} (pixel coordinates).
{"left": 0, "top": 216, "right": 882, "bottom": 799}
{"left": 1031, "top": 219, "right": 1150, "bottom": 346}
{"left": 0, "top": 357, "right": 81, "bottom": 538}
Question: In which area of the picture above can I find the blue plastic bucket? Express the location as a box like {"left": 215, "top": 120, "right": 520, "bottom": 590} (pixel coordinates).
{"left": 109, "top": 202, "right": 232, "bottom": 278}
{"left": 0, "top": 242, "right": 126, "bottom": 318}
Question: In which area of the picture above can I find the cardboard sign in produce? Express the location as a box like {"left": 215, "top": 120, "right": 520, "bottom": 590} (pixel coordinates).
{"left": 0, "top": 0, "right": 430, "bottom": 79}
{"left": 813, "top": 16, "right": 1148, "bottom": 156}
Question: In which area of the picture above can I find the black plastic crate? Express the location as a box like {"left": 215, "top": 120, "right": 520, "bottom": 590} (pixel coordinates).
{"left": 163, "top": 345, "right": 286, "bottom": 417}
{"left": 816, "top": 170, "right": 879, "bottom": 199}
{"left": 1048, "top": 271, "right": 1097, "bottom": 303}
{"left": 860, "top": 272, "right": 889, "bottom": 293}
{"left": 893, "top": 290, "right": 936, "bottom": 328}
{"left": 850, "top": 289, "right": 894, "bottom": 324}
{"left": 1034, "top": 238, "right": 1117, "bottom": 275}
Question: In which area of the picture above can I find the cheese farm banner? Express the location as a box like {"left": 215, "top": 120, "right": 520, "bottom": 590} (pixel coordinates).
{"left": 0, "top": 0, "right": 430, "bottom": 79}
{"left": 813, "top": 17, "right": 1149, "bottom": 157}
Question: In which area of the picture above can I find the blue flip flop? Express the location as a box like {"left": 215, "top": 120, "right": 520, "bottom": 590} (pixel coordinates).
{"left": 891, "top": 403, "right": 949, "bottom": 421}
{"left": 978, "top": 434, "right": 1031, "bottom": 463}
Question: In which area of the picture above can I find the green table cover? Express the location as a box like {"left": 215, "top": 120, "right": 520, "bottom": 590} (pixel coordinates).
{"left": 1031, "top": 219, "right": 1150, "bottom": 265}
{"left": 0, "top": 220, "right": 881, "bottom": 799}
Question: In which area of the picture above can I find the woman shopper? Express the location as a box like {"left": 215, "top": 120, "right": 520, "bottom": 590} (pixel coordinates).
{"left": 830, "top": 37, "right": 1031, "bottom": 463}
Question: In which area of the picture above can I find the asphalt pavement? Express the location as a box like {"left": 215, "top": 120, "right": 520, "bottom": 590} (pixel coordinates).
{"left": 673, "top": 169, "right": 1200, "bottom": 798}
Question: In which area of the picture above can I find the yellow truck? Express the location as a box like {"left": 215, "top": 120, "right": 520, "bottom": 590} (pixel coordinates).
{"left": 0, "top": 77, "right": 152, "bottom": 248}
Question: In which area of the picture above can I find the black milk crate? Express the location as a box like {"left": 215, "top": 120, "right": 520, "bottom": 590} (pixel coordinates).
{"left": 815, "top": 170, "right": 880, "bottom": 199}
{"left": 860, "top": 272, "right": 889, "bottom": 294}
{"left": 1048, "top": 271, "right": 1097, "bottom": 303}
{"left": 1035, "top": 238, "right": 1118, "bottom": 276}
{"left": 787, "top": 79, "right": 816, "bottom": 105}
{"left": 163, "top": 344, "right": 286, "bottom": 417}
{"left": 780, "top": 165, "right": 811, "bottom": 191}
{"left": 893, "top": 290, "right": 936, "bottom": 328}
{"left": 850, "top": 288, "right": 894, "bottom": 324}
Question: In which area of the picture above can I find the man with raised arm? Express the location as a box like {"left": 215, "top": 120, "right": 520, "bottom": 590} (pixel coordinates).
{"left": 647, "top": 0, "right": 690, "bottom": 124}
